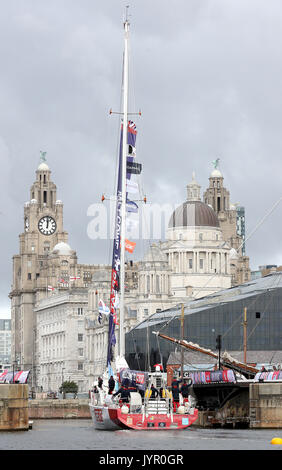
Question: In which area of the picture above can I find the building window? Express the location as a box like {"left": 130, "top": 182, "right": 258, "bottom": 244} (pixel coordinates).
{"left": 78, "top": 363, "right": 83, "bottom": 370}
{"left": 256, "top": 312, "right": 261, "bottom": 319}
{"left": 199, "top": 233, "right": 203, "bottom": 242}
{"left": 188, "top": 259, "right": 193, "bottom": 269}
{"left": 78, "top": 334, "right": 83, "bottom": 342}
{"left": 27, "top": 273, "right": 32, "bottom": 280}
{"left": 199, "top": 259, "right": 204, "bottom": 269}
{"left": 78, "top": 308, "right": 83, "bottom": 316}
{"left": 78, "top": 348, "right": 84, "bottom": 356}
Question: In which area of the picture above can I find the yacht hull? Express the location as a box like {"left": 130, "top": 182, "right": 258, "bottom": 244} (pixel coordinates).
{"left": 90, "top": 403, "right": 198, "bottom": 431}
{"left": 89, "top": 404, "right": 121, "bottom": 430}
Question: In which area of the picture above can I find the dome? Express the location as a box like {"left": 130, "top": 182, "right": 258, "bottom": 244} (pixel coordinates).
{"left": 38, "top": 162, "right": 49, "bottom": 171}
{"left": 52, "top": 242, "right": 73, "bottom": 255}
{"left": 168, "top": 200, "right": 219, "bottom": 229}
{"left": 210, "top": 168, "right": 222, "bottom": 178}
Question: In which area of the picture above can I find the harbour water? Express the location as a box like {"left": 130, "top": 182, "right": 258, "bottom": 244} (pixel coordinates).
{"left": 0, "top": 419, "right": 280, "bottom": 451}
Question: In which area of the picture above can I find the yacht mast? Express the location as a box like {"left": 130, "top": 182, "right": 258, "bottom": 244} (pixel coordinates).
{"left": 119, "top": 12, "right": 130, "bottom": 357}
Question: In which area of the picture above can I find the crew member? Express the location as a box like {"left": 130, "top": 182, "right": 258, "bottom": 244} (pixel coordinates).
{"left": 171, "top": 375, "right": 182, "bottom": 403}
{"left": 98, "top": 376, "right": 103, "bottom": 389}
{"left": 108, "top": 375, "right": 115, "bottom": 394}
{"left": 181, "top": 378, "right": 192, "bottom": 399}
{"left": 113, "top": 383, "right": 130, "bottom": 403}
{"left": 150, "top": 384, "right": 159, "bottom": 399}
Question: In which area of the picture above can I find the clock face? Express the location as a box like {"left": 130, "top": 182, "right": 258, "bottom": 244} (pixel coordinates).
{"left": 38, "top": 216, "right": 57, "bottom": 235}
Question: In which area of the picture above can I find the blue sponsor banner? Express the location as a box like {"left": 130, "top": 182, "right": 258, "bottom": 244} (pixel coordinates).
{"left": 107, "top": 122, "right": 137, "bottom": 367}
{"left": 119, "top": 368, "right": 148, "bottom": 391}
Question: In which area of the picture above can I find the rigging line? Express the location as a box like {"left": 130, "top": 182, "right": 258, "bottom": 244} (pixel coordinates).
{"left": 106, "top": 57, "right": 124, "bottom": 272}
{"left": 240, "top": 194, "right": 282, "bottom": 251}
{"left": 186, "top": 193, "right": 282, "bottom": 302}
{"left": 136, "top": 175, "right": 170, "bottom": 317}
{"left": 130, "top": 330, "right": 141, "bottom": 370}
{"left": 244, "top": 274, "right": 281, "bottom": 345}
{"left": 216, "top": 273, "right": 281, "bottom": 356}
{"left": 269, "top": 350, "right": 279, "bottom": 364}
{"left": 220, "top": 283, "right": 274, "bottom": 343}
{"left": 156, "top": 332, "right": 163, "bottom": 368}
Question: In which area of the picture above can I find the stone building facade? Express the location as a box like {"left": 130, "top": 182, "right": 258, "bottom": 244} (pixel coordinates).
{"left": 10, "top": 157, "right": 251, "bottom": 391}
{"left": 9, "top": 159, "right": 99, "bottom": 374}
{"left": 34, "top": 290, "right": 88, "bottom": 393}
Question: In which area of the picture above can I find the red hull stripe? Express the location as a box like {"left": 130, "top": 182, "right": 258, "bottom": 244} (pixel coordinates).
{"left": 108, "top": 408, "right": 198, "bottom": 430}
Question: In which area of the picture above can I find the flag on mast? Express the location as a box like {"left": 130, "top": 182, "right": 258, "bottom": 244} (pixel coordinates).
{"left": 125, "top": 239, "right": 136, "bottom": 253}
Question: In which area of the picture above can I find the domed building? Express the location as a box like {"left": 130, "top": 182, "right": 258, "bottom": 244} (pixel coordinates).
{"left": 160, "top": 173, "right": 232, "bottom": 299}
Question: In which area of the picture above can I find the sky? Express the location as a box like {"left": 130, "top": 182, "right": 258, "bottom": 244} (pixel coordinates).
{"left": 1, "top": 0, "right": 282, "bottom": 318}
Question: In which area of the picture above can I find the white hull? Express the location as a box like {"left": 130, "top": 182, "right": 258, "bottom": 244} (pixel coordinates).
{"left": 89, "top": 403, "right": 120, "bottom": 430}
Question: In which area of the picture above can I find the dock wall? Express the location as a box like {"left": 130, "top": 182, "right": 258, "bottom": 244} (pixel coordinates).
{"left": 249, "top": 382, "right": 282, "bottom": 428}
{"left": 26, "top": 382, "right": 282, "bottom": 428}
{"left": 28, "top": 398, "right": 90, "bottom": 419}
{"left": 0, "top": 384, "right": 29, "bottom": 430}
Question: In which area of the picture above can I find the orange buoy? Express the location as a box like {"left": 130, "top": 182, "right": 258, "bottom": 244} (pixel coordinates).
{"left": 271, "top": 437, "right": 282, "bottom": 445}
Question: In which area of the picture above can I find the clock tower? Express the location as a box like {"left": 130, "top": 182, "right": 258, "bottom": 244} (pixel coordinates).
{"left": 10, "top": 154, "right": 69, "bottom": 373}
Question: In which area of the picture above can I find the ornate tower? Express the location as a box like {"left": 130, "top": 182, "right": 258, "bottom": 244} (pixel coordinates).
{"left": 10, "top": 153, "right": 69, "bottom": 371}
{"left": 203, "top": 160, "right": 251, "bottom": 286}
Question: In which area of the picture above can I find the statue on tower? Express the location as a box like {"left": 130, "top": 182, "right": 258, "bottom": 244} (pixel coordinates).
{"left": 212, "top": 158, "right": 220, "bottom": 169}
{"left": 40, "top": 150, "right": 47, "bottom": 162}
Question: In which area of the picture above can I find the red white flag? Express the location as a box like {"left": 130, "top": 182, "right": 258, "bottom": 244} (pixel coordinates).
{"left": 125, "top": 239, "right": 136, "bottom": 253}
{"left": 70, "top": 276, "right": 80, "bottom": 281}
{"left": 48, "top": 285, "right": 54, "bottom": 291}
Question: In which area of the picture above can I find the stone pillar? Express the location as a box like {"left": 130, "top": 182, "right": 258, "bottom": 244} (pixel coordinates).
{"left": 0, "top": 384, "right": 29, "bottom": 430}
{"left": 249, "top": 382, "right": 282, "bottom": 428}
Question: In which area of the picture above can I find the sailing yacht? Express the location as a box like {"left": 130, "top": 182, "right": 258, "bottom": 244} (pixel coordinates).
{"left": 89, "top": 14, "right": 198, "bottom": 431}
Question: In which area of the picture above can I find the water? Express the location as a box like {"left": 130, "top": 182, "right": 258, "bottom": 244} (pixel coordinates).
{"left": 0, "top": 419, "right": 280, "bottom": 451}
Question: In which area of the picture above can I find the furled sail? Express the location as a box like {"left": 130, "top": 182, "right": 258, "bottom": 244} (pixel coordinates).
{"left": 107, "top": 121, "right": 138, "bottom": 367}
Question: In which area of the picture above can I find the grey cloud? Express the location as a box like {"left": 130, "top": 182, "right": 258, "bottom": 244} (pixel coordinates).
{"left": 1, "top": 0, "right": 282, "bottom": 316}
